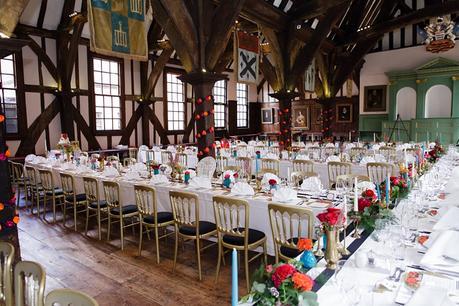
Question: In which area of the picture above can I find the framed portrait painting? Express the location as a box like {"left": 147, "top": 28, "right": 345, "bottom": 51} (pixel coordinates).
{"left": 261, "top": 108, "right": 273, "bottom": 124}
{"left": 292, "top": 105, "right": 310, "bottom": 130}
{"left": 336, "top": 104, "right": 353, "bottom": 123}
{"left": 364, "top": 85, "right": 387, "bottom": 112}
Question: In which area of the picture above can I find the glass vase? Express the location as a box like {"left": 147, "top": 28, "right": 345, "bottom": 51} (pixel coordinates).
{"left": 300, "top": 250, "right": 317, "bottom": 269}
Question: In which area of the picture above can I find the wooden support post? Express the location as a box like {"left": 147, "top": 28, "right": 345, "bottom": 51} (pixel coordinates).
{"left": 270, "top": 91, "right": 300, "bottom": 149}
{"left": 179, "top": 72, "right": 227, "bottom": 159}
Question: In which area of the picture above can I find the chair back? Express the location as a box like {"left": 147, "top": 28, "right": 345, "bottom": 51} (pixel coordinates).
{"left": 268, "top": 203, "right": 314, "bottom": 259}
{"left": 350, "top": 147, "right": 367, "bottom": 160}
{"left": 322, "top": 147, "right": 336, "bottom": 158}
{"left": 45, "top": 288, "right": 99, "bottom": 306}
{"left": 216, "top": 156, "right": 228, "bottom": 172}
{"left": 134, "top": 185, "right": 158, "bottom": 219}
{"left": 169, "top": 191, "right": 200, "bottom": 235}
{"left": 268, "top": 146, "right": 280, "bottom": 156}
{"left": 327, "top": 162, "right": 351, "bottom": 187}
{"left": 14, "top": 261, "right": 46, "bottom": 306}
{"left": 102, "top": 181, "right": 121, "bottom": 210}
{"left": 292, "top": 160, "right": 314, "bottom": 172}
{"left": 366, "top": 162, "right": 394, "bottom": 184}
{"left": 123, "top": 157, "right": 137, "bottom": 167}
{"left": 59, "top": 172, "right": 76, "bottom": 200}
{"left": 261, "top": 158, "right": 279, "bottom": 176}
{"left": 38, "top": 169, "right": 55, "bottom": 193}
{"left": 106, "top": 156, "right": 119, "bottom": 163}
{"left": 196, "top": 156, "right": 216, "bottom": 178}
{"left": 10, "top": 162, "right": 24, "bottom": 185}
{"left": 25, "top": 166, "right": 39, "bottom": 188}
{"left": 83, "top": 176, "right": 100, "bottom": 205}
{"left": 235, "top": 157, "right": 252, "bottom": 178}
{"left": 128, "top": 147, "right": 138, "bottom": 159}
{"left": 161, "top": 150, "right": 173, "bottom": 164}
{"left": 336, "top": 174, "right": 371, "bottom": 191}
{"left": 212, "top": 196, "right": 249, "bottom": 246}
{"left": 379, "top": 147, "right": 396, "bottom": 161}
{"left": 307, "top": 146, "right": 321, "bottom": 160}
{"left": 175, "top": 153, "right": 188, "bottom": 168}
{"left": 0, "top": 242, "right": 14, "bottom": 306}
{"left": 290, "top": 171, "right": 318, "bottom": 187}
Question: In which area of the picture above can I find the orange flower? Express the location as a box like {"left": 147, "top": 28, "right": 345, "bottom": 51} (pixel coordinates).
{"left": 13, "top": 216, "right": 19, "bottom": 224}
{"left": 0, "top": 114, "right": 4, "bottom": 122}
{"left": 0, "top": 203, "right": 3, "bottom": 211}
{"left": 292, "top": 272, "right": 314, "bottom": 291}
{"left": 298, "top": 238, "right": 313, "bottom": 251}
{"left": 5, "top": 150, "right": 10, "bottom": 158}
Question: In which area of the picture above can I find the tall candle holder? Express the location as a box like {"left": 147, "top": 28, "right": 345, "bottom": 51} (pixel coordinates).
{"left": 350, "top": 215, "right": 361, "bottom": 239}
{"left": 313, "top": 226, "right": 324, "bottom": 257}
{"left": 338, "top": 225, "right": 351, "bottom": 256}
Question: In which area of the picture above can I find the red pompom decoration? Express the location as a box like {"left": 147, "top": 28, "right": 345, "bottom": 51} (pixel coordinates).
{"left": 209, "top": 127, "right": 214, "bottom": 133}
{"left": 205, "top": 95, "right": 212, "bottom": 102}
{"left": 279, "top": 141, "right": 284, "bottom": 145}
{"left": 197, "top": 98, "right": 203, "bottom": 104}
{"left": 198, "top": 151, "right": 203, "bottom": 156}
{"left": 196, "top": 133, "right": 201, "bottom": 138}
{"left": 284, "top": 108, "right": 289, "bottom": 113}
{"left": 212, "top": 143, "right": 216, "bottom": 148}
{"left": 195, "top": 114, "right": 201, "bottom": 120}
{"left": 0, "top": 114, "right": 4, "bottom": 123}
{"left": 202, "top": 130, "right": 207, "bottom": 136}
{"left": 210, "top": 109, "right": 215, "bottom": 114}
{"left": 278, "top": 111, "right": 283, "bottom": 116}
{"left": 204, "top": 147, "right": 210, "bottom": 153}
{"left": 282, "top": 121, "right": 286, "bottom": 125}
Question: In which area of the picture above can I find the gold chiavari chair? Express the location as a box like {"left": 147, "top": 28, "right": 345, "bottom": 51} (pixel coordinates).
{"left": 106, "top": 156, "right": 119, "bottom": 163}
{"left": 83, "top": 176, "right": 107, "bottom": 240}
{"left": 322, "top": 147, "right": 336, "bottom": 157}
{"left": 350, "top": 147, "right": 367, "bottom": 161}
{"left": 253, "top": 145, "right": 265, "bottom": 155}
{"left": 260, "top": 158, "right": 279, "bottom": 176}
{"left": 161, "top": 150, "right": 173, "bottom": 165}
{"left": 268, "top": 146, "right": 280, "bottom": 156}
{"left": 103, "top": 181, "right": 139, "bottom": 250}
{"left": 235, "top": 156, "right": 252, "bottom": 178}
{"left": 327, "top": 162, "right": 352, "bottom": 188}
{"left": 307, "top": 146, "right": 321, "bottom": 161}
{"left": 175, "top": 152, "right": 188, "bottom": 168}
{"left": 38, "top": 169, "right": 64, "bottom": 223}
{"left": 366, "top": 162, "right": 394, "bottom": 184}
{"left": 292, "top": 159, "right": 314, "bottom": 173}
{"left": 135, "top": 185, "right": 174, "bottom": 263}
{"left": 123, "top": 157, "right": 137, "bottom": 167}
{"left": 213, "top": 196, "right": 267, "bottom": 291}
{"left": 290, "top": 171, "right": 318, "bottom": 187}
{"left": 268, "top": 203, "right": 315, "bottom": 263}
{"left": 128, "top": 147, "right": 138, "bottom": 160}
{"left": 10, "top": 162, "right": 28, "bottom": 208}
{"left": 217, "top": 156, "right": 228, "bottom": 171}
{"left": 14, "top": 261, "right": 46, "bottom": 306}
{"left": 170, "top": 191, "right": 217, "bottom": 280}
{"left": 379, "top": 146, "right": 396, "bottom": 161}
{"left": 0, "top": 242, "right": 14, "bottom": 306}
{"left": 45, "top": 288, "right": 99, "bottom": 306}
{"left": 336, "top": 174, "right": 371, "bottom": 194}
{"left": 24, "top": 166, "right": 42, "bottom": 215}
{"left": 60, "top": 173, "right": 87, "bottom": 231}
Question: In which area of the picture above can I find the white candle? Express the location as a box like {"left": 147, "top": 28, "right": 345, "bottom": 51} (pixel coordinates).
{"left": 353, "top": 177, "right": 358, "bottom": 212}
{"left": 349, "top": 131, "right": 351, "bottom": 141}
{"left": 373, "top": 133, "right": 376, "bottom": 143}
{"left": 343, "top": 195, "right": 348, "bottom": 226}
{"left": 287, "top": 166, "right": 290, "bottom": 183}
{"left": 404, "top": 149, "right": 407, "bottom": 168}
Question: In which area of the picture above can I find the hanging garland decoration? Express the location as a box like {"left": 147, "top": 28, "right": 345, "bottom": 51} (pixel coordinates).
{"left": 0, "top": 113, "right": 19, "bottom": 234}
{"left": 195, "top": 95, "right": 216, "bottom": 157}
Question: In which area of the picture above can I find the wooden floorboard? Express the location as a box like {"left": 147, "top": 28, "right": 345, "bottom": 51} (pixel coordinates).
{"left": 17, "top": 204, "right": 268, "bottom": 306}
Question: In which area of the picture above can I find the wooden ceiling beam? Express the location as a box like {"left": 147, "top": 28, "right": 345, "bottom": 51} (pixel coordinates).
{"left": 144, "top": 44, "right": 174, "bottom": 100}
{"left": 342, "top": 0, "right": 459, "bottom": 46}
{"left": 289, "top": 0, "right": 351, "bottom": 21}
{"left": 36, "top": 0, "right": 48, "bottom": 29}
{"left": 293, "top": 27, "right": 335, "bottom": 52}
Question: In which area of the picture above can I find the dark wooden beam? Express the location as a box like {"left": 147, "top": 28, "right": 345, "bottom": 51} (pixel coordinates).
{"left": 289, "top": 0, "right": 351, "bottom": 21}
{"left": 144, "top": 45, "right": 174, "bottom": 100}
{"left": 205, "top": 0, "right": 245, "bottom": 70}
{"left": 182, "top": 110, "right": 197, "bottom": 144}
{"left": 37, "top": 0, "right": 48, "bottom": 29}
{"left": 342, "top": 0, "right": 459, "bottom": 46}
{"left": 294, "top": 27, "right": 335, "bottom": 52}
{"left": 69, "top": 103, "right": 100, "bottom": 150}
{"left": 0, "top": 37, "right": 29, "bottom": 59}
{"left": 259, "top": 56, "right": 281, "bottom": 91}
{"left": 22, "top": 35, "right": 58, "bottom": 82}
{"left": 214, "top": 39, "right": 233, "bottom": 74}
{"left": 119, "top": 105, "right": 144, "bottom": 145}
{"left": 144, "top": 105, "right": 170, "bottom": 145}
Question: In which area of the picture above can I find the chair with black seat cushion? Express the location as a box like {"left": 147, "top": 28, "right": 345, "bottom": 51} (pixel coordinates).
{"left": 60, "top": 172, "right": 87, "bottom": 231}
{"left": 135, "top": 185, "right": 174, "bottom": 263}
{"left": 103, "top": 181, "right": 139, "bottom": 250}
{"left": 38, "top": 169, "right": 64, "bottom": 223}
{"left": 10, "top": 162, "right": 28, "bottom": 209}
{"left": 213, "top": 196, "right": 267, "bottom": 291}
{"left": 169, "top": 191, "right": 217, "bottom": 280}
{"left": 268, "top": 203, "right": 315, "bottom": 264}
{"left": 25, "top": 166, "right": 42, "bottom": 215}
{"left": 83, "top": 176, "right": 107, "bottom": 240}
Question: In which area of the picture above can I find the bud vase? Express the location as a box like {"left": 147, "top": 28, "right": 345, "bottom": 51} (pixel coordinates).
{"left": 324, "top": 228, "right": 340, "bottom": 269}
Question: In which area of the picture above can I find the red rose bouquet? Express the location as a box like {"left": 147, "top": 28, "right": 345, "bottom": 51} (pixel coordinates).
{"left": 350, "top": 188, "right": 394, "bottom": 231}
{"left": 317, "top": 208, "right": 344, "bottom": 230}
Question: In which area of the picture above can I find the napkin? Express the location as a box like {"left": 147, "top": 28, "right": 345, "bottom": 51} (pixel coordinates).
{"left": 356, "top": 181, "right": 376, "bottom": 193}
{"left": 102, "top": 167, "right": 119, "bottom": 177}
{"left": 61, "top": 163, "right": 76, "bottom": 170}
{"left": 372, "top": 144, "right": 381, "bottom": 151}
{"left": 300, "top": 177, "right": 323, "bottom": 192}
{"left": 345, "top": 143, "right": 356, "bottom": 150}
{"left": 231, "top": 182, "right": 255, "bottom": 196}
{"left": 281, "top": 151, "right": 289, "bottom": 160}
{"left": 166, "top": 145, "right": 177, "bottom": 153}
{"left": 264, "top": 153, "right": 279, "bottom": 160}
{"left": 79, "top": 155, "right": 88, "bottom": 165}
{"left": 261, "top": 173, "right": 280, "bottom": 186}
{"left": 152, "top": 146, "right": 161, "bottom": 152}
{"left": 222, "top": 170, "right": 237, "bottom": 182}
{"left": 326, "top": 155, "right": 340, "bottom": 162}
{"left": 189, "top": 176, "right": 212, "bottom": 189}
{"left": 75, "top": 165, "right": 91, "bottom": 174}
{"left": 124, "top": 171, "right": 140, "bottom": 181}
{"left": 25, "top": 154, "right": 37, "bottom": 162}
{"left": 149, "top": 174, "right": 169, "bottom": 184}
{"left": 374, "top": 154, "right": 386, "bottom": 162}
{"left": 406, "top": 285, "right": 453, "bottom": 306}
{"left": 295, "top": 154, "right": 310, "bottom": 161}
{"left": 272, "top": 187, "right": 298, "bottom": 203}
{"left": 433, "top": 207, "right": 459, "bottom": 231}
{"left": 325, "top": 143, "right": 335, "bottom": 148}
{"left": 421, "top": 230, "right": 459, "bottom": 275}
{"left": 359, "top": 156, "right": 375, "bottom": 165}
{"left": 131, "top": 162, "right": 147, "bottom": 171}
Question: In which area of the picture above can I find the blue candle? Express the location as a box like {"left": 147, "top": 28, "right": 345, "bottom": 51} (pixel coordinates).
{"left": 375, "top": 183, "right": 381, "bottom": 201}
{"left": 232, "top": 248, "right": 238, "bottom": 306}
{"left": 385, "top": 175, "right": 390, "bottom": 204}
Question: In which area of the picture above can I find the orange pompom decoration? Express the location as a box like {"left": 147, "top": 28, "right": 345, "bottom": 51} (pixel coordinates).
{"left": 0, "top": 114, "right": 4, "bottom": 122}
{"left": 203, "top": 111, "right": 209, "bottom": 117}
{"left": 279, "top": 141, "right": 284, "bottom": 145}
{"left": 205, "top": 95, "right": 212, "bottom": 102}
{"left": 204, "top": 147, "right": 210, "bottom": 153}
{"left": 13, "top": 216, "right": 19, "bottom": 224}
{"left": 284, "top": 108, "right": 289, "bottom": 113}
{"left": 5, "top": 150, "right": 10, "bottom": 158}
{"left": 195, "top": 114, "right": 201, "bottom": 120}
{"left": 202, "top": 130, "right": 207, "bottom": 136}
{"left": 197, "top": 98, "right": 203, "bottom": 104}
{"left": 0, "top": 203, "right": 3, "bottom": 211}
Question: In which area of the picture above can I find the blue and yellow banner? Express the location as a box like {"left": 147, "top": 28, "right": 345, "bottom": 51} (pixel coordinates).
{"left": 88, "top": 0, "right": 148, "bottom": 61}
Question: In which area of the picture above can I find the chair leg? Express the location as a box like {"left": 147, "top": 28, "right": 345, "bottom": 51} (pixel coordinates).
{"left": 173, "top": 230, "right": 179, "bottom": 272}
{"left": 263, "top": 242, "right": 268, "bottom": 265}
{"left": 244, "top": 249, "right": 250, "bottom": 292}
{"left": 52, "top": 197, "right": 57, "bottom": 223}
{"left": 154, "top": 226, "right": 160, "bottom": 264}
{"left": 63, "top": 202, "right": 67, "bottom": 227}
{"left": 120, "top": 217, "right": 124, "bottom": 250}
{"left": 97, "top": 210, "right": 102, "bottom": 240}
{"left": 138, "top": 222, "right": 143, "bottom": 256}
{"left": 196, "top": 238, "right": 202, "bottom": 281}
{"left": 215, "top": 241, "right": 222, "bottom": 283}
{"left": 42, "top": 195, "right": 47, "bottom": 222}
{"left": 107, "top": 214, "right": 111, "bottom": 241}
{"left": 73, "top": 203, "right": 77, "bottom": 231}
{"left": 85, "top": 207, "right": 90, "bottom": 236}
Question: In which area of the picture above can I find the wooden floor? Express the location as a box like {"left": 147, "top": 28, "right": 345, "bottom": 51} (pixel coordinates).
{"left": 17, "top": 203, "right": 266, "bottom": 306}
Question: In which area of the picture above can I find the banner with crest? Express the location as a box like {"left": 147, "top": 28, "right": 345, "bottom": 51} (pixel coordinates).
{"left": 236, "top": 31, "right": 259, "bottom": 84}
{"left": 88, "top": 0, "right": 149, "bottom": 61}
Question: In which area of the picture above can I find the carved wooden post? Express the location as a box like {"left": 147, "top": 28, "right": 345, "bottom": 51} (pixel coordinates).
{"left": 179, "top": 72, "right": 227, "bottom": 159}
{"left": 270, "top": 91, "right": 299, "bottom": 149}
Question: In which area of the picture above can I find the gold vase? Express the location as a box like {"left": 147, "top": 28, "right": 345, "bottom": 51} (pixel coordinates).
{"left": 325, "top": 228, "right": 340, "bottom": 270}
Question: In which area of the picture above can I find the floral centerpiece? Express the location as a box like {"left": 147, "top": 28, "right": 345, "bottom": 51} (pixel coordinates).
{"left": 268, "top": 179, "right": 278, "bottom": 191}
{"left": 240, "top": 261, "right": 318, "bottom": 306}
{"left": 380, "top": 176, "right": 409, "bottom": 202}
{"left": 56, "top": 133, "right": 73, "bottom": 161}
{"left": 298, "top": 238, "right": 316, "bottom": 269}
{"left": 425, "top": 142, "right": 444, "bottom": 163}
{"left": 222, "top": 170, "right": 238, "bottom": 188}
{"left": 317, "top": 208, "right": 344, "bottom": 269}
{"left": 348, "top": 189, "right": 394, "bottom": 231}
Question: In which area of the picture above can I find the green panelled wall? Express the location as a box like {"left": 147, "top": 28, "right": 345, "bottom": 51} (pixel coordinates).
{"left": 359, "top": 57, "right": 459, "bottom": 144}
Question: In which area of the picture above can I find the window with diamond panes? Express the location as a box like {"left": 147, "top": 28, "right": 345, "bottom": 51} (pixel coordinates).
{"left": 213, "top": 80, "right": 227, "bottom": 128}
{"left": 0, "top": 55, "right": 18, "bottom": 134}
{"left": 93, "top": 58, "right": 122, "bottom": 131}
{"left": 166, "top": 73, "right": 185, "bottom": 131}
{"left": 236, "top": 83, "right": 248, "bottom": 128}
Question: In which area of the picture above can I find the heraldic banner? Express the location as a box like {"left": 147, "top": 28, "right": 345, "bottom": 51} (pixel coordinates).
{"left": 88, "top": 0, "right": 148, "bottom": 61}
{"left": 236, "top": 31, "right": 259, "bottom": 84}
